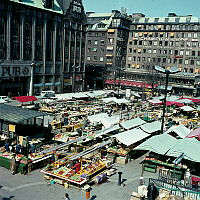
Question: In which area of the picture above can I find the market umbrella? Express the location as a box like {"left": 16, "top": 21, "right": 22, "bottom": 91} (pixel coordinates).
{"left": 186, "top": 127, "right": 200, "bottom": 141}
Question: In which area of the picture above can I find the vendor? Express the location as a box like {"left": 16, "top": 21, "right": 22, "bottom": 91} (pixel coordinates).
{"left": 71, "top": 160, "right": 81, "bottom": 173}
{"left": 4, "top": 141, "right": 9, "bottom": 152}
{"left": 15, "top": 143, "right": 22, "bottom": 154}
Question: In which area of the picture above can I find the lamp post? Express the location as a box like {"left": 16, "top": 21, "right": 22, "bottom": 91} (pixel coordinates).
{"left": 154, "top": 65, "right": 179, "bottom": 134}
{"left": 29, "top": 63, "right": 35, "bottom": 96}
{"left": 72, "top": 65, "right": 80, "bottom": 93}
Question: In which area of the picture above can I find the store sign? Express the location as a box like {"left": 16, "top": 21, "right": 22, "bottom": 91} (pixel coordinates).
{"left": 0, "top": 66, "right": 31, "bottom": 77}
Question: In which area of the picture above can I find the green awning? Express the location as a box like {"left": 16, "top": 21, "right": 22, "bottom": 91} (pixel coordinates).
{"left": 0, "top": 104, "right": 47, "bottom": 124}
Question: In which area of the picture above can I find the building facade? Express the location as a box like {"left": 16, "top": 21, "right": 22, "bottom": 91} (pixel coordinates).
{"left": 125, "top": 13, "right": 200, "bottom": 96}
{"left": 0, "top": 0, "right": 86, "bottom": 96}
{"left": 85, "top": 10, "right": 131, "bottom": 89}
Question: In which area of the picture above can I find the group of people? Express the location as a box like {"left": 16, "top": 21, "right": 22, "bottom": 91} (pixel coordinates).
{"left": 4, "top": 141, "right": 37, "bottom": 156}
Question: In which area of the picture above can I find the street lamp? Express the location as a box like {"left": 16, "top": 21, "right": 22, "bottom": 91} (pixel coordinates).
{"left": 154, "top": 65, "right": 179, "bottom": 134}
{"left": 72, "top": 65, "right": 80, "bottom": 93}
{"left": 29, "top": 63, "right": 35, "bottom": 96}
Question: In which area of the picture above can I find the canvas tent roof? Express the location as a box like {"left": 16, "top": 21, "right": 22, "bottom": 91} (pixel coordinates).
{"left": 95, "top": 124, "right": 120, "bottom": 138}
{"left": 102, "top": 97, "right": 117, "bottom": 103}
{"left": 186, "top": 127, "right": 200, "bottom": 140}
{"left": 140, "top": 121, "right": 161, "bottom": 133}
{"left": 112, "top": 128, "right": 150, "bottom": 146}
{"left": 165, "top": 124, "right": 191, "bottom": 138}
{"left": 120, "top": 117, "right": 146, "bottom": 130}
{"left": 134, "top": 134, "right": 177, "bottom": 155}
{"left": 114, "top": 98, "right": 130, "bottom": 104}
{"left": 180, "top": 106, "right": 195, "bottom": 112}
{"left": 87, "top": 113, "right": 108, "bottom": 123}
{"left": 100, "top": 115, "right": 120, "bottom": 128}
{"left": 166, "top": 138, "right": 200, "bottom": 163}
{"left": 0, "top": 104, "right": 47, "bottom": 124}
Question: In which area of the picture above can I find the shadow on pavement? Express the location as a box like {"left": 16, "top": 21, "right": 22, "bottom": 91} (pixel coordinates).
{"left": 1, "top": 196, "right": 15, "bottom": 200}
{"left": 90, "top": 195, "right": 97, "bottom": 200}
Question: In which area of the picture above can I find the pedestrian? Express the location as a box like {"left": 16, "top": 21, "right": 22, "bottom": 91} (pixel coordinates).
{"left": 64, "top": 193, "right": 71, "bottom": 200}
{"left": 147, "top": 183, "right": 158, "bottom": 200}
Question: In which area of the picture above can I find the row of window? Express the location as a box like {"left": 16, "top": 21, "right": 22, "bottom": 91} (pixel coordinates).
{"left": 88, "top": 40, "right": 105, "bottom": 45}
{"left": 87, "top": 56, "right": 104, "bottom": 62}
{"left": 128, "top": 48, "right": 200, "bottom": 57}
{"left": 130, "top": 31, "right": 199, "bottom": 39}
{"left": 87, "top": 32, "right": 106, "bottom": 37}
{"left": 128, "top": 56, "right": 200, "bottom": 66}
{"left": 132, "top": 24, "right": 200, "bottom": 31}
{"left": 129, "top": 39, "right": 200, "bottom": 48}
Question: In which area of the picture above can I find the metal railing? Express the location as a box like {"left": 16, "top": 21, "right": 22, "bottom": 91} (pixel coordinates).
{"left": 149, "top": 177, "right": 200, "bottom": 200}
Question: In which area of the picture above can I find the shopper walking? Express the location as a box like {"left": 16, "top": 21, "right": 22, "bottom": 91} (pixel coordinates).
{"left": 64, "top": 193, "right": 71, "bottom": 200}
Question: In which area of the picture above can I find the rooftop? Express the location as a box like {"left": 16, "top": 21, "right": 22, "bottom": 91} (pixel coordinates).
{"left": 10, "top": 0, "right": 63, "bottom": 14}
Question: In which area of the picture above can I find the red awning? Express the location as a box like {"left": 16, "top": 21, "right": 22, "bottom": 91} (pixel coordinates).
{"left": 12, "top": 96, "right": 38, "bottom": 103}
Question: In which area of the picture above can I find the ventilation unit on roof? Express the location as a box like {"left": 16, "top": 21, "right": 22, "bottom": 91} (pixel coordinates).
{"left": 42, "top": 0, "right": 54, "bottom": 9}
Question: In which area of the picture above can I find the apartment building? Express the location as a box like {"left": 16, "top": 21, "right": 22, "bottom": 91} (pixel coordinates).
{"left": 125, "top": 13, "right": 200, "bottom": 95}
{"left": 85, "top": 10, "right": 131, "bottom": 89}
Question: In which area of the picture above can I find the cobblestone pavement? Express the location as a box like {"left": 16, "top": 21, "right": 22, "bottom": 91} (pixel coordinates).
{"left": 0, "top": 154, "right": 157, "bottom": 200}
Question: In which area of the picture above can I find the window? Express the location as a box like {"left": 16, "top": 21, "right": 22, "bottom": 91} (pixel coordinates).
{"left": 153, "top": 41, "right": 158, "bottom": 46}
{"left": 0, "top": 15, "right": 6, "bottom": 59}
{"left": 94, "top": 40, "right": 98, "bottom": 45}
{"left": 180, "top": 50, "right": 184, "bottom": 56}
{"left": 185, "top": 60, "right": 189, "bottom": 65}
{"left": 11, "top": 15, "right": 20, "bottom": 60}
{"left": 88, "top": 40, "right": 92, "bottom": 45}
{"left": 174, "top": 50, "right": 178, "bottom": 55}
{"left": 197, "top": 60, "right": 200, "bottom": 65}
{"left": 134, "top": 40, "right": 137, "bottom": 45}
{"left": 149, "top": 41, "right": 152, "bottom": 45}
{"left": 148, "top": 49, "right": 152, "bottom": 54}
{"left": 143, "top": 49, "right": 146, "bottom": 53}
{"left": 190, "top": 68, "right": 194, "bottom": 73}
{"left": 190, "top": 60, "right": 194, "bottom": 65}
{"left": 139, "top": 41, "right": 142, "bottom": 45}
{"left": 164, "top": 41, "right": 168, "bottom": 46}
{"left": 35, "top": 21, "right": 43, "bottom": 60}
{"left": 164, "top": 50, "right": 167, "bottom": 54}
{"left": 194, "top": 33, "right": 198, "bottom": 38}
{"left": 188, "top": 33, "right": 192, "bottom": 38}
{"left": 185, "top": 51, "right": 190, "bottom": 56}
{"left": 163, "top": 58, "right": 166, "bottom": 63}
{"left": 179, "top": 59, "right": 182, "bottom": 64}
{"left": 128, "top": 56, "right": 132, "bottom": 61}
{"left": 87, "top": 56, "right": 91, "bottom": 61}
{"left": 198, "top": 51, "right": 200, "bottom": 56}
{"left": 100, "top": 57, "right": 104, "bottom": 62}
{"left": 186, "top": 42, "right": 190, "bottom": 47}
{"left": 153, "top": 49, "right": 157, "bottom": 54}
{"left": 192, "top": 51, "right": 196, "bottom": 56}
{"left": 94, "top": 56, "right": 97, "bottom": 61}
{"left": 129, "top": 48, "right": 132, "bottom": 53}
{"left": 192, "top": 42, "right": 197, "bottom": 47}
{"left": 159, "top": 41, "right": 162, "bottom": 46}
{"left": 93, "top": 48, "right": 97, "bottom": 52}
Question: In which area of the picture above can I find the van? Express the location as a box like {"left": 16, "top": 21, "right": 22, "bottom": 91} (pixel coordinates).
{"left": 40, "top": 91, "right": 55, "bottom": 97}
{"left": 0, "top": 96, "right": 9, "bottom": 101}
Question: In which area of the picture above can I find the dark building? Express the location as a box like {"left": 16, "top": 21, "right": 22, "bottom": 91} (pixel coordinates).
{"left": 125, "top": 13, "right": 200, "bottom": 96}
{"left": 85, "top": 10, "right": 131, "bottom": 90}
{"left": 0, "top": 0, "right": 86, "bottom": 96}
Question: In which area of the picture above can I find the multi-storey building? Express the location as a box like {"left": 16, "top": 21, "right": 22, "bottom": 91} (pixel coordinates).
{"left": 85, "top": 10, "right": 131, "bottom": 89}
{"left": 0, "top": 0, "right": 86, "bottom": 96}
{"left": 125, "top": 13, "right": 200, "bottom": 96}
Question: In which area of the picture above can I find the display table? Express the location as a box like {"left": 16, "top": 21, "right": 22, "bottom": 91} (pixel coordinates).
{"left": 0, "top": 156, "right": 10, "bottom": 169}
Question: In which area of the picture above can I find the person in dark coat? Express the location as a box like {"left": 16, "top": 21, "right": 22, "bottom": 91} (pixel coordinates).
{"left": 147, "top": 183, "right": 158, "bottom": 200}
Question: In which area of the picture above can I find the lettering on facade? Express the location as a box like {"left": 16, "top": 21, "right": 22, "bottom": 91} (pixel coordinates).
{"left": 0, "top": 66, "right": 30, "bottom": 77}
